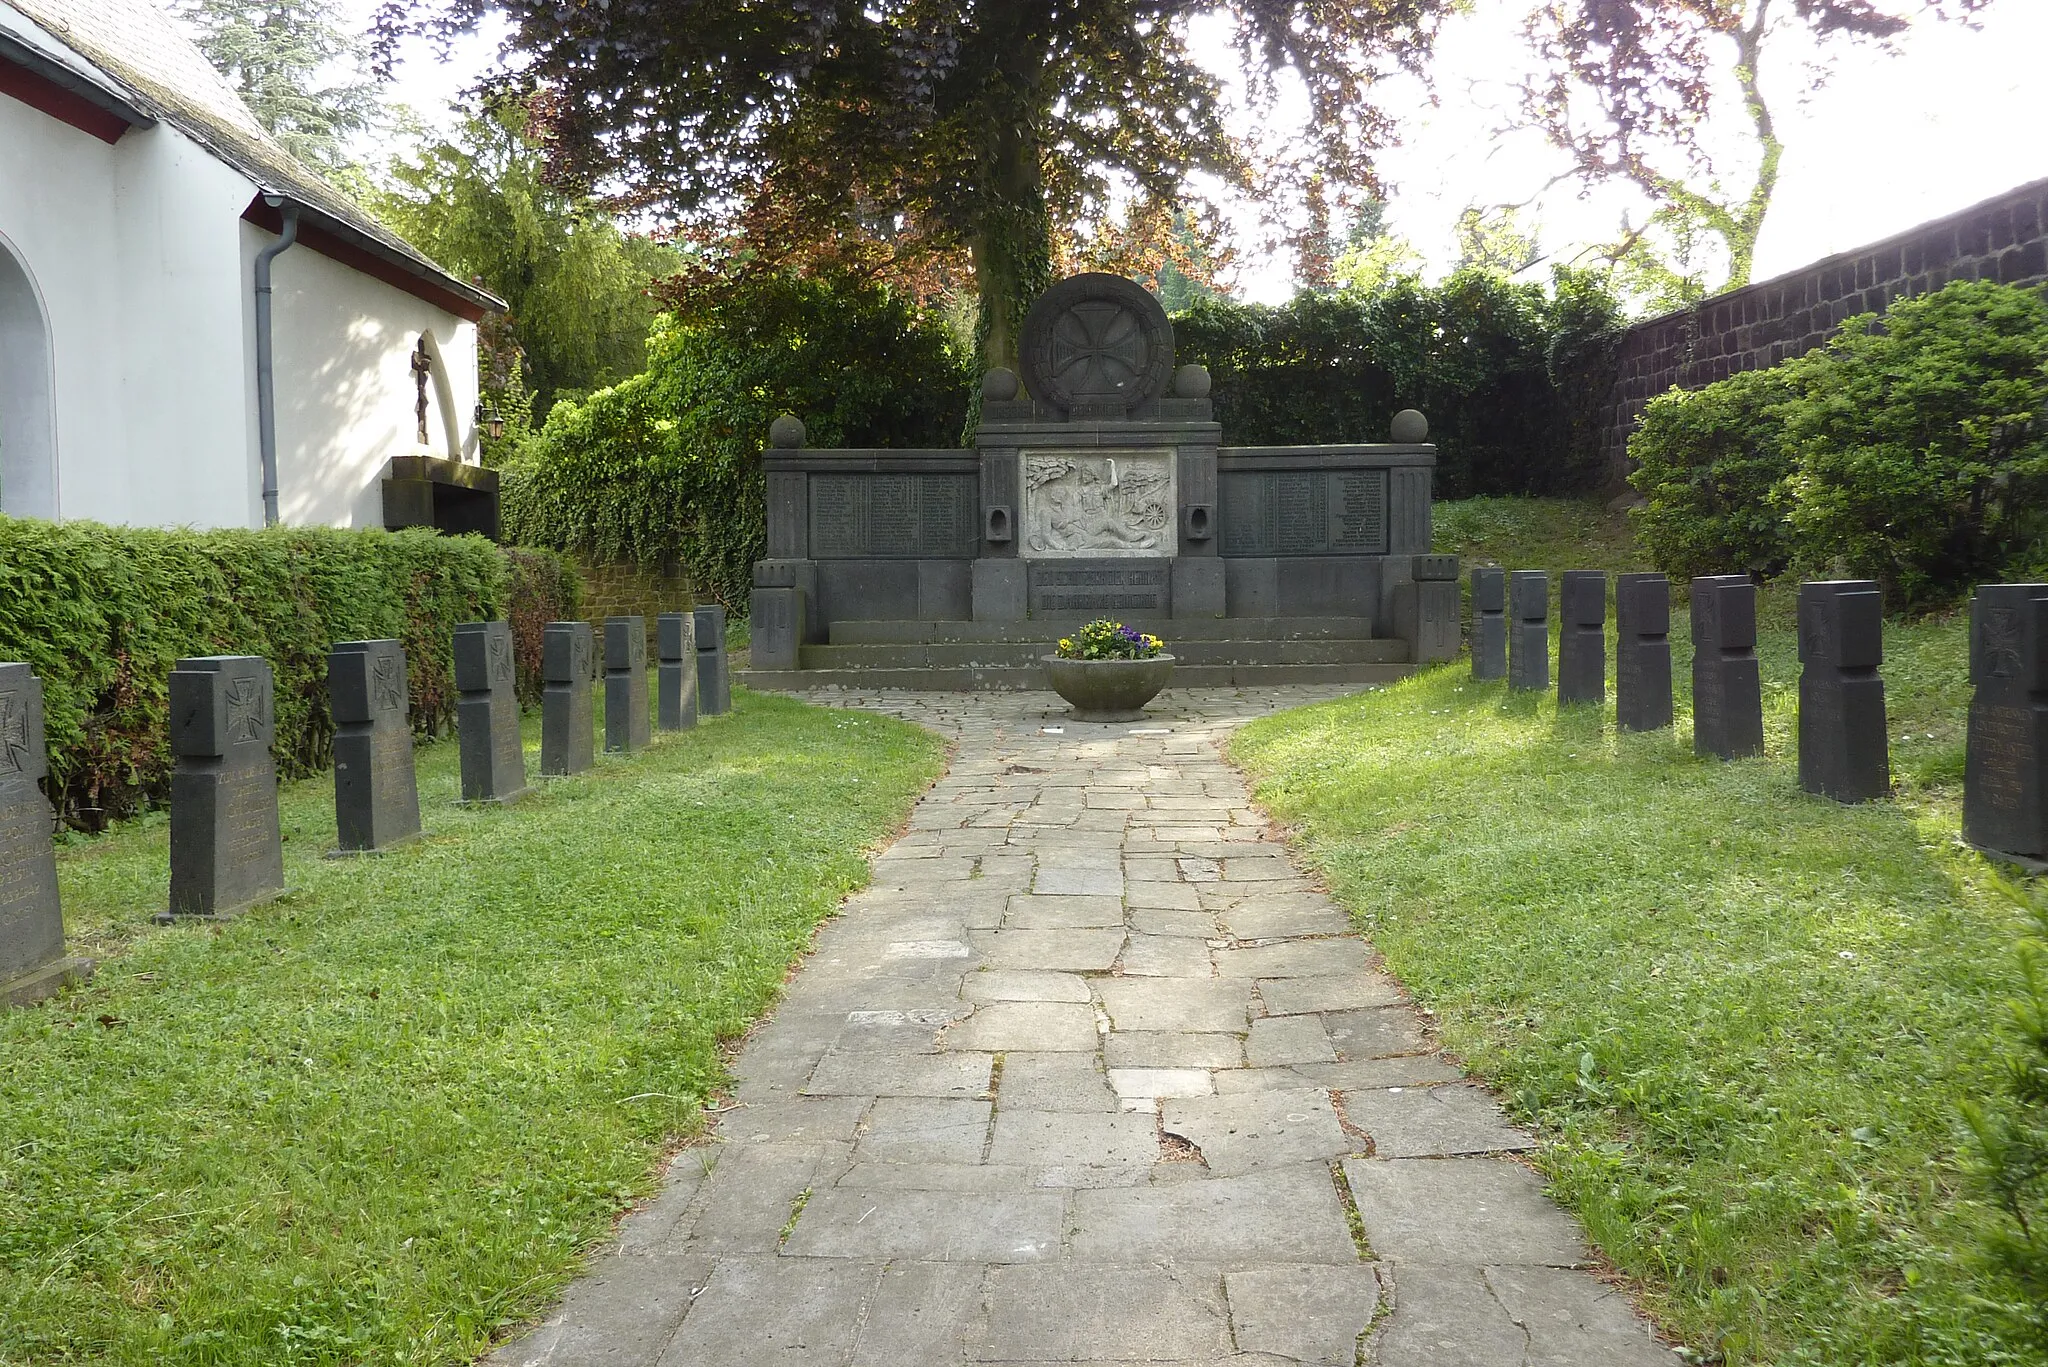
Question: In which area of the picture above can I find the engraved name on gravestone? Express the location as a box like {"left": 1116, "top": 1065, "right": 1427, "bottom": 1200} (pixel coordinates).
{"left": 1021, "top": 451, "right": 1176, "bottom": 558}
{"left": 1797, "top": 580, "right": 1890, "bottom": 803}
{"left": 329, "top": 640, "right": 421, "bottom": 853}
{"left": 1558, "top": 571, "right": 1608, "bottom": 706}
{"left": 1691, "top": 575, "right": 1765, "bottom": 760}
{"left": 605, "top": 616, "right": 651, "bottom": 753}
{"left": 165, "top": 656, "right": 285, "bottom": 919}
{"left": 0, "top": 663, "right": 90, "bottom": 1007}
{"left": 1218, "top": 469, "right": 1389, "bottom": 557}
{"left": 1017, "top": 271, "right": 1176, "bottom": 418}
{"left": 1964, "top": 583, "right": 2048, "bottom": 860}
{"left": 541, "top": 621, "right": 595, "bottom": 777}
{"left": 1029, "top": 560, "right": 1172, "bottom": 615}
{"left": 809, "top": 473, "right": 979, "bottom": 560}
{"left": 1471, "top": 567, "right": 1507, "bottom": 681}
{"left": 696, "top": 605, "right": 732, "bottom": 716}
{"left": 657, "top": 612, "right": 699, "bottom": 731}
{"left": 454, "top": 620, "right": 529, "bottom": 803}
{"left": 1508, "top": 571, "right": 1549, "bottom": 692}
{"left": 1615, "top": 573, "right": 1674, "bottom": 732}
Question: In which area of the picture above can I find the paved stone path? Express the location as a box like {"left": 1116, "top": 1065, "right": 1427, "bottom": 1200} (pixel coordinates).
{"left": 491, "top": 688, "right": 1675, "bottom": 1367}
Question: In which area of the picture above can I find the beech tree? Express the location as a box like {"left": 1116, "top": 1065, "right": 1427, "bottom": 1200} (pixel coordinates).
{"left": 1523, "top": 0, "right": 1994, "bottom": 302}
{"left": 374, "top": 1, "right": 1447, "bottom": 371}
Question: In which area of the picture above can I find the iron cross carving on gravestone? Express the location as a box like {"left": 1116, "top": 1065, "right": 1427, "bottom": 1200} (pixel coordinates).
{"left": 0, "top": 692, "right": 29, "bottom": 777}
{"left": 225, "top": 676, "right": 267, "bottom": 744}
{"left": 371, "top": 651, "right": 404, "bottom": 714}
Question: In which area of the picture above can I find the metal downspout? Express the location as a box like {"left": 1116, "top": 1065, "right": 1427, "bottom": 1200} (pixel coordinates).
{"left": 254, "top": 196, "right": 298, "bottom": 527}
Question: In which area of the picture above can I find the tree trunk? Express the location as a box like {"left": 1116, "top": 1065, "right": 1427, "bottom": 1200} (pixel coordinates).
{"left": 972, "top": 121, "right": 1053, "bottom": 380}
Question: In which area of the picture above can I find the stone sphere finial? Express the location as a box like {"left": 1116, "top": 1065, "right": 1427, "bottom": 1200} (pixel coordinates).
{"left": 768, "top": 413, "right": 807, "bottom": 449}
{"left": 1390, "top": 409, "right": 1429, "bottom": 443}
{"left": 981, "top": 368, "right": 1020, "bottom": 402}
{"left": 1173, "top": 364, "right": 1211, "bottom": 399}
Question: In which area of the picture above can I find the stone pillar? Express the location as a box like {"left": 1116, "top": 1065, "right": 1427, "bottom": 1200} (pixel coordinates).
{"left": 1964, "top": 583, "right": 2048, "bottom": 860}
{"left": 165, "top": 656, "right": 285, "bottom": 919}
{"left": 0, "top": 664, "right": 90, "bottom": 1006}
{"left": 751, "top": 584, "right": 805, "bottom": 672}
{"left": 1690, "top": 575, "right": 1764, "bottom": 760}
{"left": 1471, "top": 568, "right": 1506, "bottom": 681}
{"left": 453, "top": 620, "right": 529, "bottom": 803}
{"left": 1615, "top": 574, "right": 1673, "bottom": 732}
{"left": 657, "top": 611, "right": 699, "bottom": 731}
{"left": 1391, "top": 554, "right": 1461, "bottom": 665}
{"left": 605, "top": 616, "right": 652, "bottom": 753}
{"left": 696, "top": 605, "right": 732, "bottom": 716}
{"left": 1508, "top": 571, "right": 1549, "bottom": 692}
{"left": 328, "top": 640, "right": 421, "bottom": 853}
{"left": 1557, "top": 571, "right": 1608, "bottom": 706}
{"left": 1797, "top": 581, "right": 1890, "bottom": 802}
{"left": 541, "top": 621, "right": 595, "bottom": 777}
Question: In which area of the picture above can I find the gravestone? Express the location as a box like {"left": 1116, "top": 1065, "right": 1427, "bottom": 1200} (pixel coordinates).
{"left": 658, "top": 611, "right": 699, "bottom": 731}
{"left": 1615, "top": 573, "right": 1674, "bottom": 732}
{"left": 454, "top": 620, "right": 529, "bottom": 802}
{"left": 1471, "top": 567, "right": 1506, "bottom": 681}
{"left": 1391, "top": 554, "right": 1462, "bottom": 665}
{"left": 1690, "top": 575, "right": 1765, "bottom": 760}
{"left": 328, "top": 640, "right": 421, "bottom": 852}
{"left": 1797, "top": 581, "right": 1890, "bottom": 803}
{"left": 1557, "top": 571, "right": 1607, "bottom": 706}
{"left": 605, "top": 616, "right": 652, "bottom": 753}
{"left": 541, "top": 621, "right": 595, "bottom": 776}
{"left": 696, "top": 605, "right": 732, "bottom": 716}
{"left": 0, "top": 664, "right": 90, "bottom": 1006}
{"left": 1508, "top": 571, "right": 1549, "bottom": 692}
{"left": 164, "top": 656, "right": 285, "bottom": 919}
{"left": 1964, "top": 583, "right": 2048, "bottom": 860}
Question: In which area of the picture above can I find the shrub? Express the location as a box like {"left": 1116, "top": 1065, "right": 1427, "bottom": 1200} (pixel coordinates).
{"left": 1777, "top": 281, "right": 2048, "bottom": 610}
{"left": 1627, "top": 367, "right": 1799, "bottom": 582}
{"left": 1174, "top": 267, "right": 1626, "bottom": 499}
{"left": 0, "top": 520, "right": 577, "bottom": 827}
{"left": 502, "top": 271, "right": 973, "bottom": 611}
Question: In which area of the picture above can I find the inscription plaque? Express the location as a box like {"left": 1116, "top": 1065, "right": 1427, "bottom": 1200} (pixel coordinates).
{"left": 329, "top": 640, "right": 422, "bottom": 853}
{"left": 605, "top": 616, "right": 651, "bottom": 753}
{"left": 1029, "top": 561, "right": 1171, "bottom": 615}
{"left": 1022, "top": 450, "right": 1176, "bottom": 558}
{"left": 809, "top": 474, "right": 978, "bottom": 560}
{"left": 165, "top": 656, "right": 286, "bottom": 919}
{"left": 657, "top": 612, "right": 699, "bottom": 731}
{"left": 454, "top": 620, "right": 529, "bottom": 802}
{"left": 1220, "top": 469, "right": 1388, "bottom": 557}
{"left": 1964, "top": 583, "right": 2048, "bottom": 858}
{"left": 542, "top": 621, "right": 596, "bottom": 776}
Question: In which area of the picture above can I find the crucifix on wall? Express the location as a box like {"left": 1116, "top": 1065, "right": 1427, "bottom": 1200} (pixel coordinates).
{"left": 410, "top": 336, "right": 433, "bottom": 447}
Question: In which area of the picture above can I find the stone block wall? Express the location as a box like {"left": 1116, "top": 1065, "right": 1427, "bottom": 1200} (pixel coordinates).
{"left": 571, "top": 558, "right": 695, "bottom": 656}
{"left": 1599, "top": 176, "right": 2048, "bottom": 486}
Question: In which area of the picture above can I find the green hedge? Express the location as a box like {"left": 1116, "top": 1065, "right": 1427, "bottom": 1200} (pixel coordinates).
{"left": 1173, "top": 268, "right": 1626, "bottom": 498}
{"left": 0, "top": 520, "right": 578, "bottom": 827}
{"left": 1630, "top": 279, "right": 2048, "bottom": 609}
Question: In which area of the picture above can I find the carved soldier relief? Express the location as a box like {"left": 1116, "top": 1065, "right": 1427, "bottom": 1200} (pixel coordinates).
{"left": 1021, "top": 450, "right": 1176, "bottom": 558}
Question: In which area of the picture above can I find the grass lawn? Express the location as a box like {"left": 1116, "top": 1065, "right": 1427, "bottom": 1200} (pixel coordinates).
{"left": 0, "top": 689, "right": 944, "bottom": 1366}
{"left": 1232, "top": 498, "right": 2035, "bottom": 1365}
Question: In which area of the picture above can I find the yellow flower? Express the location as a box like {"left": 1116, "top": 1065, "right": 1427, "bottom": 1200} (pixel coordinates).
{"left": 1059, "top": 638, "right": 1072, "bottom": 649}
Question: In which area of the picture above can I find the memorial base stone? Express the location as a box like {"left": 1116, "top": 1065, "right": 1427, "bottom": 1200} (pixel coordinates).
{"left": 750, "top": 587, "right": 805, "bottom": 672}
{"left": 973, "top": 559, "right": 1028, "bottom": 622}
{"left": 1170, "top": 558, "right": 1226, "bottom": 619}
{"left": 3, "top": 955, "right": 95, "bottom": 1010}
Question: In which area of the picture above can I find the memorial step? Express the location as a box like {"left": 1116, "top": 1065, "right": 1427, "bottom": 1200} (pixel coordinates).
{"left": 798, "top": 638, "right": 1410, "bottom": 671}
{"left": 736, "top": 660, "right": 1415, "bottom": 693}
{"left": 824, "top": 615, "right": 1378, "bottom": 646}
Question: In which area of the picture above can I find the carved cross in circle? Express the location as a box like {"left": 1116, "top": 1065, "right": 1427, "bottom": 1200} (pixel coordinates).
{"left": 1047, "top": 302, "right": 1148, "bottom": 395}
{"left": 225, "top": 676, "right": 266, "bottom": 745}
{"left": 0, "top": 693, "right": 29, "bottom": 777}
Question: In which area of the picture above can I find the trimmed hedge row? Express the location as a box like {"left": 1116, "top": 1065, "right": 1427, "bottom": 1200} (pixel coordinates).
{"left": 0, "top": 521, "right": 578, "bottom": 827}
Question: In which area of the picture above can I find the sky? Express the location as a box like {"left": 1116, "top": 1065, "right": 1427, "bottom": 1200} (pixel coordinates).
{"left": 353, "top": 0, "right": 2048, "bottom": 308}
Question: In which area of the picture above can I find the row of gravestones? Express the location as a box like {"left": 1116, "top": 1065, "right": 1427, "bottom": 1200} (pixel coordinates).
{"left": 1470, "top": 568, "right": 2048, "bottom": 866}
{"left": 0, "top": 607, "right": 733, "bottom": 1009}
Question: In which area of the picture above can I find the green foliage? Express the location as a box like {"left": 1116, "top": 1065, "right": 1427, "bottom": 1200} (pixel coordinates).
{"left": 0, "top": 519, "right": 576, "bottom": 827}
{"left": 1629, "top": 281, "right": 2048, "bottom": 608}
{"left": 175, "top": 0, "right": 381, "bottom": 174}
{"left": 1628, "top": 366, "right": 1800, "bottom": 582}
{"left": 1055, "top": 620, "right": 1164, "bottom": 661}
{"left": 1173, "top": 267, "right": 1626, "bottom": 498}
{"left": 502, "top": 271, "right": 973, "bottom": 610}
{"left": 1965, "top": 884, "right": 2048, "bottom": 1352}
{"left": 1, "top": 691, "right": 945, "bottom": 1365}
{"left": 374, "top": 105, "right": 683, "bottom": 422}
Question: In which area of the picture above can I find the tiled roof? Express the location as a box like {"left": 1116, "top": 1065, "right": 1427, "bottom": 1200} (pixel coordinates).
{"left": 1, "top": 0, "right": 501, "bottom": 313}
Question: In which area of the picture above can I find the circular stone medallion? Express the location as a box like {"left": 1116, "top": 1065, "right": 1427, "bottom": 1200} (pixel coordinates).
{"left": 1018, "top": 273, "right": 1175, "bottom": 413}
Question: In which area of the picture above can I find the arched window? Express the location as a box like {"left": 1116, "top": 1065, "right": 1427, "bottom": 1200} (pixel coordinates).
{"left": 0, "top": 235, "right": 57, "bottom": 519}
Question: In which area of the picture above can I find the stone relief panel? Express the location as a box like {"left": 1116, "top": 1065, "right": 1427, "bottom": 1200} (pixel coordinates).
{"left": 1020, "top": 449, "right": 1177, "bottom": 559}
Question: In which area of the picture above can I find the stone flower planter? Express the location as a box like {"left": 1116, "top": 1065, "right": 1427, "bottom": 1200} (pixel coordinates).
{"left": 1042, "top": 654, "right": 1176, "bottom": 722}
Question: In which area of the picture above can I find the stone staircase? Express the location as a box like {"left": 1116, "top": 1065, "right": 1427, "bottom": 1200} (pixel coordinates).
{"left": 736, "top": 616, "right": 1413, "bottom": 691}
